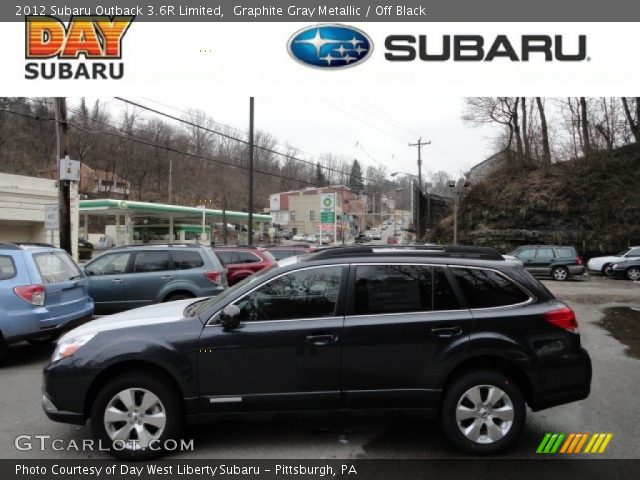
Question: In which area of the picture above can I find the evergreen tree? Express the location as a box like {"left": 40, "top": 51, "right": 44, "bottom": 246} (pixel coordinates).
{"left": 348, "top": 159, "right": 364, "bottom": 192}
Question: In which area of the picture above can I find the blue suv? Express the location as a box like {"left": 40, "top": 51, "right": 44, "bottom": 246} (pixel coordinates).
{"left": 0, "top": 243, "right": 94, "bottom": 361}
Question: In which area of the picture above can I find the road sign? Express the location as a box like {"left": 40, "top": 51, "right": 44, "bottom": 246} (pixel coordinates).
{"left": 320, "top": 211, "right": 335, "bottom": 223}
{"left": 45, "top": 204, "right": 59, "bottom": 230}
{"left": 316, "top": 223, "right": 333, "bottom": 231}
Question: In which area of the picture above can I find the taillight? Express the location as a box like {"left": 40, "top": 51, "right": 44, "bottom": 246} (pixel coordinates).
{"left": 204, "top": 271, "right": 222, "bottom": 283}
{"left": 544, "top": 306, "right": 578, "bottom": 333}
{"left": 576, "top": 256, "right": 584, "bottom": 266}
{"left": 14, "top": 284, "right": 45, "bottom": 306}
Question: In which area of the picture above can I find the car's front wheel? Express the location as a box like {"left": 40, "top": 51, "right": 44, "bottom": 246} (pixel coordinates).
{"left": 441, "top": 370, "right": 525, "bottom": 455}
{"left": 602, "top": 264, "right": 613, "bottom": 276}
{"left": 626, "top": 267, "right": 640, "bottom": 281}
{"left": 91, "top": 372, "right": 182, "bottom": 459}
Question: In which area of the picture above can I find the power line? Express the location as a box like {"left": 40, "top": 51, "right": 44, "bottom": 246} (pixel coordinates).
{"left": 115, "top": 96, "right": 379, "bottom": 184}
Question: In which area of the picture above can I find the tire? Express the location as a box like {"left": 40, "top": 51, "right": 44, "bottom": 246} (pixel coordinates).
{"left": 90, "top": 372, "right": 183, "bottom": 459}
{"left": 0, "top": 337, "right": 8, "bottom": 364}
{"left": 602, "top": 264, "right": 613, "bottom": 276}
{"left": 551, "top": 266, "right": 569, "bottom": 281}
{"left": 626, "top": 267, "right": 640, "bottom": 282}
{"left": 441, "top": 370, "right": 526, "bottom": 455}
{"left": 164, "top": 292, "right": 194, "bottom": 302}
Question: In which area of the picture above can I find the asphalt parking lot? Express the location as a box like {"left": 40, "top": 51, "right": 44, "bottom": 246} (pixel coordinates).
{"left": 0, "top": 275, "right": 638, "bottom": 460}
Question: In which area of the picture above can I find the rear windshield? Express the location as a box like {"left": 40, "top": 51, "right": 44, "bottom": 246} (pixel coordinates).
{"left": 269, "top": 249, "right": 296, "bottom": 261}
{"left": 33, "top": 251, "right": 82, "bottom": 284}
{"left": 0, "top": 256, "right": 17, "bottom": 280}
{"left": 172, "top": 250, "right": 205, "bottom": 270}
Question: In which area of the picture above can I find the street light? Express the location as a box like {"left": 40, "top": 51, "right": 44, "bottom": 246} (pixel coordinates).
{"left": 448, "top": 179, "right": 471, "bottom": 245}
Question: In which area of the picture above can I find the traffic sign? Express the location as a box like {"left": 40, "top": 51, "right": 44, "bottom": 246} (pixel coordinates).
{"left": 45, "top": 204, "right": 59, "bottom": 230}
{"left": 320, "top": 211, "right": 335, "bottom": 223}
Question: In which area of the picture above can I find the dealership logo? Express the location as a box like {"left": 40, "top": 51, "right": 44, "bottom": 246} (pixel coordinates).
{"left": 536, "top": 432, "right": 612, "bottom": 454}
{"left": 288, "top": 24, "right": 373, "bottom": 69}
{"left": 385, "top": 35, "right": 587, "bottom": 62}
{"left": 25, "top": 15, "right": 134, "bottom": 80}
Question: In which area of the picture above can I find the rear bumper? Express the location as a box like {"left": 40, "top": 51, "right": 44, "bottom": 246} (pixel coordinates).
{"left": 4, "top": 305, "right": 94, "bottom": 344}
{"left": 567, "top": 265, "right": 586, "bottom": 276}
{"left": 529, "top": 347, "right": 592, "bottom": 411}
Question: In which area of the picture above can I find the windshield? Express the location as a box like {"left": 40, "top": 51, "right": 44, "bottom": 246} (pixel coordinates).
{"left": 190, "top": 263, "right": 278, "bottom": 317}
{"left": 617, "top": 249, "right": 631, "bottom": 256}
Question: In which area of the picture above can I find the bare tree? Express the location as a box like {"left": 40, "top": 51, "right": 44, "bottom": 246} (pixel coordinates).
{"left": 621, "top": 97, "right": 640, "bottom": 143}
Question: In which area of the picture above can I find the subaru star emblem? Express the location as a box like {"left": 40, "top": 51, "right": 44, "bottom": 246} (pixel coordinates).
{"left": 288, "top": 24, "right": 373, "bottom": 69}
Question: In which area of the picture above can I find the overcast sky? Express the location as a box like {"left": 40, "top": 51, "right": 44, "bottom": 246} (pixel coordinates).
{"left": 78, "top": 96, "right": 498, "bottom": 180}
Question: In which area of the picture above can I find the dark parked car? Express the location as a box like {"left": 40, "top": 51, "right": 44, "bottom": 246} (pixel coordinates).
{"left": 354, "top": 233, "right": 368, "bottom": 243}
{"left": 78, "top": 239, "right": 94, "bottom": 261}
{"left": 212, "top": 245, "right": 275, "bottom": 285}
{"left": 506, "top": 245, "right": 585, "bottom": 281}
{"left": 83, "top": 244, "right": 227, "bottom": 313}
{"left": 43, "top": 245, "right": 591, "bottom": 459}
{"left": 266, "top": 245, "right": 314, "bottom": 261}
{"left": 609, "top": 258, "right": 640, "bottom": 281}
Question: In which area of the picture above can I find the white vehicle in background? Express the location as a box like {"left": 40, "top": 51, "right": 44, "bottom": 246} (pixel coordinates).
{"left": 503, "top": 254, "right": 524, "bottom": 267}
{"left": 292, "top": 234, "right": 305, "bottom": 242}
{"left": 587, "top": 246, "right": 640, "bottom": 275}
{"left": 370, "top": 228, "right": 382, "bottom": 240}
{"left": 305, "top": 234, "right": 318, "bottom": 243}
{"left": 318, "top": 236, "right": 331, "bottom": 245}
{"left": 96, "top": 235, "right": 114, "bottom": 250}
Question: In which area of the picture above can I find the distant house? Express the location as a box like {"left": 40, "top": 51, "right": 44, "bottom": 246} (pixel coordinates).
{"left": 39, "top": 163, "right": 130, "bottom": 199}
{"left": 467, "top": 151, "right": 509, "bottom": 183}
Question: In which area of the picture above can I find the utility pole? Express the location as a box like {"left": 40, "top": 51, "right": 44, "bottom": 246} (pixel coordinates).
{"left": 168, "top": 157, "right": 173, "bottom": 203}
{"left": 247, "top": 97, "right": 254, "bottom": 245}
{"left": 409, "top": 138, "right": 430, "bottom": 242}
{"left": 54, "top": 98, "right": 72, "bottom": 255}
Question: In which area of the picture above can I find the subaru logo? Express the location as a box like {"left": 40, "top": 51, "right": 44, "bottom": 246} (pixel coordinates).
{"left": 288, "top": 24, "right": 373, "bottom": 69}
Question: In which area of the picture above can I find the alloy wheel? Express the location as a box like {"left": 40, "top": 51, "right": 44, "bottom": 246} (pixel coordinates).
{"left": 455, "top": 384, "right": 515, "bottom": 444}
{"left": 553, "top": 268, "right": 568, "bottom": 281}
{"left": 627, "top": 268, "right": 640, "bottom": 281}
{"left": 103, "top": 388, "right": 166, "bottom": 450}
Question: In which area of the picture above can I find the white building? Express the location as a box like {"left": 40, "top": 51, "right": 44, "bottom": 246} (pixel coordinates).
{"left": 0, "top": 173, "right": 79, "bottom": 259}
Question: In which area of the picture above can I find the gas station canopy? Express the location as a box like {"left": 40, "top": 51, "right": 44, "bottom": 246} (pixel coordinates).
{"left": 79, "top": 199, "right": 272, "bottom": 223}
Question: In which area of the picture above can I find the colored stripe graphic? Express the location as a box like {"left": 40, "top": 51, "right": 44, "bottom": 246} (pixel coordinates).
{"left": 537, "top": 433, "right": 612, "bottom": 454}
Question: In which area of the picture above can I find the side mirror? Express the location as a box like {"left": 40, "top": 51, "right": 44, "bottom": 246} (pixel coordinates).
{"left": 84, "top": 267, "right": 94, "bottom": 276}
{"left": 219, "top": 304, "right": 241, "bottom": 331}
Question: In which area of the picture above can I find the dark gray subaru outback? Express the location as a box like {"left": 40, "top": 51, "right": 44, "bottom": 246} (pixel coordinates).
{"left": 42, "top": 245, "right": 591, "bottom": 458}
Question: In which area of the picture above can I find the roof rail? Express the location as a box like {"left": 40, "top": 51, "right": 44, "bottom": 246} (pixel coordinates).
{"left": 212, "top": 244, "right": 258, "bottom": 249}
{"left": 1, "top": 242, "right": 57, "bottom": 249}
{"left": 306, "top": 245, "right": 504, "bottom": 261}
{"left": 111, "top": 243, "right": 206, "bottom": 249}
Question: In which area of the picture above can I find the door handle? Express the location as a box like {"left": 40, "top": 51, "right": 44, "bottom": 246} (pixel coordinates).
{"left": 430, "top": 326, "right": 463, "bottom": 338}
{"left": 111, "top": 279, "right": 123, "bottom": 285}
{"left": 305, "top": 334, "right": 338, "bottom": 346}
{"left": 161, "top": 276, "right": 174, "bottom": 281}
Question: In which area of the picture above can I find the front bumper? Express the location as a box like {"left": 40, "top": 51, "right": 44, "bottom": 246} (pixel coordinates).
{"left": 42, "top": 393, "right": 85, "bottom": 425}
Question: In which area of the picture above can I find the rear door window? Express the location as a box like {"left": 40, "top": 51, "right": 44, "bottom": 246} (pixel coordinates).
{"left": 132, "top": 251, "right": 172, "bottom": 273}
{"left": 33, "top": 252, "right": 81, "bottom": 284}
{"left": 171, "top": 250, "right": 204, "bottom": 270}
{"left": 535, "top": 248, "right": 554, "bottom": 260}
{"left": 354, "top": 265, "right": 433, "bottom": 315}
{"left": 451, "top": 268, "right": 530, "bottom": 309}
{"left": 0, "top": 256, "right": 16, "bottom": 280}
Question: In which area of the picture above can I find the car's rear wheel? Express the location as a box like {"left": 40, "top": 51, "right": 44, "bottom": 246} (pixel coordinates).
{"left": 441, "top": 370, "right": 525, "bottom": 455}
{"left": 91, "top": 372, "right": 182, "bottom": 459}
{"left": 164, "top": 292, "right": 194, "bottom": 302}
{"left": 626, "top": 267, "right": 640, "bottom": 281}
{"left": 552, "top": 266, "right": 569, "bottom": 281}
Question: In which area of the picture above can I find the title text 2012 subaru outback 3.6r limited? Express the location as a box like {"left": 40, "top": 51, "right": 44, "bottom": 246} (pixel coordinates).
{"left": 42, "top": 246, "right": 591, "bottom": 459}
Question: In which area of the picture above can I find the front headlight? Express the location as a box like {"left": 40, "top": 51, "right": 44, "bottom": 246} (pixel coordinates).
{"left": 51, "top": 333, "right": 96, "bottom": 362}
